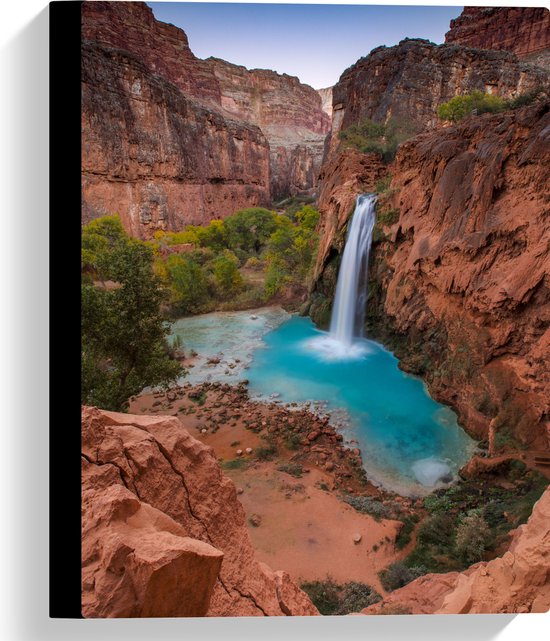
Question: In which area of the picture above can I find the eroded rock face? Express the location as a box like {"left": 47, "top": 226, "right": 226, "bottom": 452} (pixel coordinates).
{"left": 312, "top": 102, "right": 550, "bottom": 449}
{"left": 81, "top": 1, "right": 331, "bottom": 234}
{"left": 81, "top": 1, "right": 221, "bottom": 105}
{"left": 362, "top": 486, "right": 550, "bottom": 614}
{"left": 207, "top": 58, "right": 331, "bottom": 200}
{"left": 81, "top": 406, "right": 319, "bottom": 617}
{"left": 445, "top": 7, "right": 550, "bottom": 65}
{"left": 317, "top": 86, "right": 334, "bottom": 118}
{"left": 327, "top": 38, "right": 547, "bottom": 153}
{"left": 81, "top": 43, "right": 270, "bottom": 237}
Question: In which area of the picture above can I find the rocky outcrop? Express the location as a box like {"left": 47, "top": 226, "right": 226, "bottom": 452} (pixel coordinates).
{"left": 81, "top": 1, "right": 331, "bottom": 234}
{"left": 312, "top": 102, "right": 550, "bottom": 449}
{"left": 362, "top": 485, "right": 550, "bottom": 614}
{"left": 317, "top": 86, "right": 334, "bottom": 118}
{"left": 207, "top": 58, "right": 330, "bottom": 200}
{"left": 327, "top": 38, "right": 547, "bottom": 154}
{"left": 445, "top": 7, "right": 550, "bottom": 66}
{"left": 81, "top": 42, "right": 271, "bottom": 238}
{"left": 81, "top": 1, "right": 221, "bottom": 106}
{"left": 81, "top": 406, "right": 319, "bottom": 617}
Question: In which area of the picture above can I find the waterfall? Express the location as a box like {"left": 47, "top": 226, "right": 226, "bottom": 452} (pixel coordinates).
{"left": 329, "top": 193, "right": 377, "bottom": 347}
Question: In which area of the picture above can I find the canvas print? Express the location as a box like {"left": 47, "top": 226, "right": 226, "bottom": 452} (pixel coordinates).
{"left": 80, "top": 1, "right": 550, "bottom": 617}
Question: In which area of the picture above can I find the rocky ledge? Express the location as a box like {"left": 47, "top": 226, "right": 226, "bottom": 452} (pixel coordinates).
{"left": 81, "top": 406, "right": 318, "bottom": 617}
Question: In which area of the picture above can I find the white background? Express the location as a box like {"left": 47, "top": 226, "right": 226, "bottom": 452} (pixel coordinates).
{"left": 1, "top": 0, "right": 548, "bottom": 639}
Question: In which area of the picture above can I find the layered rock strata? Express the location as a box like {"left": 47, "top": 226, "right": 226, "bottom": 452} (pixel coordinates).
{"left": 81, "top": 42, "right": 270, "bottom": 237}
{"left": 445, "top": 7, "right": 550, "bottom": 65}
{"left": 81, "top": 406, "right": 319, "bottom": 617}
{"left": 311, "top": 102, "right": 550, "bottom": 449}
{"left": 207, "top": 58, "right": 331, "bottom": 200}
{"left": 81, "top": 1, "right": 330, "bottom": 234}
{"left": 362, "top": 485, "right": 550, "bottom": 614}
{"left": 327, "top": 38, "right": 547, "bottom": 155}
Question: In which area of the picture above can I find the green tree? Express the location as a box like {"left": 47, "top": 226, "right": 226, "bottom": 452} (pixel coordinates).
{"left": 167, "top": 253, "right": 210, "bottom": 313}
{"left": 224, "top": 208, "right": 278, "bottom": 255}
{"left": 210, "top": 250, "right": 243, "bottom": 298}
{"left": 81, "top": 219, "right": 182, "bottom": 411}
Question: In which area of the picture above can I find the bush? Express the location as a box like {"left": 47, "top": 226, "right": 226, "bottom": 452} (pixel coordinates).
{"left": 395, "top": 514, "right": 419, "bottom": 550}
{"left": 437, "top": 90, "right": 506, "bottom": 123}
{"left": 255, "top": 444, "right": 277, "bottom": 461}
{"left": 277, "top": 463, "right": 303, "bottom": 477}
{"left": 379, "top": 562, "right": 427, "bottom": 592}
{"left": 506, "top": 87, "right": 548, "bottom": 109}
{"left": 339, "top": 118, "right": 417, "bottom": 162}
{"left": 455, "top": 510, "right": 491, "bottom": 564}
{"left": 300, "top": 578, "right": 381, "bottom": 615}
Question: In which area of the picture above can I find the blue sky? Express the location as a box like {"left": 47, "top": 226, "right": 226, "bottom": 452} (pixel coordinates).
{"left": 148, "top": 3, "right": 464, "bottom": 89}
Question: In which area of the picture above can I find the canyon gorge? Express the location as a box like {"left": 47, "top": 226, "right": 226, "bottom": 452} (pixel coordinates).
{"left": 80, "top": 3, "right": 550, "bottom": 619}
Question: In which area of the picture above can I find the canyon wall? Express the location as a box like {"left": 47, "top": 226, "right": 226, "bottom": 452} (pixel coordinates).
{"left": 81, "top": 42, "right": 270, "bottom": 238}
{"left": 311, "top": 101, "right": 550, "bottom": 450}
{"left": 317, "top": 86, "right": 334, "bottom": 118}
{"left": 82, "top": 406, "right": 319, "bottom": 617}
{"left": 207, "top": 58, "right": 331, "bottom": 201}
{"left": 327, "top": 38, "right": 547, "bottom": 155}
{"left": 81, "top": 1, "right": 330, "bottom": 235}
{"left": 445, "top": 7, "right": 550, "bottom": 68}
{"left": 362, "top": 485, "right": 550, "bottom": 614}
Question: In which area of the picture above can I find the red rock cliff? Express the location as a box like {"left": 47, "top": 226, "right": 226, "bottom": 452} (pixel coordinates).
{"left": 312, "top": 102, "right": 550, "bottom": 450}
{"left": 445, "top": 7, "right": 550, "bottom": 67}
{"left": 327, "top": 38, "right": 547, "bottom": 155}
{"left": 82, "top": 406, "right": 319, "bottom": 617}
{"left": 207, "top": 57, "right": 331, "bottom": 200}
{"left": 81, "top": 1, "right": 331, "bottom": 234}
{"left": 81, "top": 42, "right": 271, "bottom": 238}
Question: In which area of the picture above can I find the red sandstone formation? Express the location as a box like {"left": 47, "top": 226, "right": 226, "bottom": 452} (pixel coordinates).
{"left": 313, "top": 149, "right": 387, "bottom": 282}
{"left": 313, "top": 102, "right": 550, "bottom": 449}
{"left": 81, "top": 1, "right": 330, "bottom": 235}
{"left": 445, "top": 7, "right": 550, "bottom": 67}
{"left": 207, "top": 58, "right": 330, "bottom": 200}
{"left": 81, "top": 406, "right": 319, "bottom": 617}
{"left": 81, "top": 1, "right": 221, "bottom": 106}
{"left": 327, "top": 38, "right": 547, "bottom": 154}
{"left": 81, "top": 42, "right": 270, "bottom": 237}
{"left": 362, "top": 485, "right": 550, "bottom": 614}
{"left": 317, "top": 87, "right": 334, "bottom": 119}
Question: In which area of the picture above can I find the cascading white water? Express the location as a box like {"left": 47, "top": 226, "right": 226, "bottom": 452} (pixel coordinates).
{"left": 329, "top": 193, "right": 377, "bottom": 347}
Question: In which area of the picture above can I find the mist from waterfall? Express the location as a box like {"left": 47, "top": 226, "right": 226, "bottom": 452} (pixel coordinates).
{"left": 329, "top": 193, "right": 377, "bottom": 347}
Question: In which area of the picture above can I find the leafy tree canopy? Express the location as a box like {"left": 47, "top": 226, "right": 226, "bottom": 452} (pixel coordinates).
{"left": 81, "top": 216, "right": 182, "bottom": 411}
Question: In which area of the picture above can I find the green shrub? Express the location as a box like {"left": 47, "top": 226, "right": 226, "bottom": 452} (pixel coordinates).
{"left": 300, "top": 578, "right": 381, "bottom": 615}
{"left": 395, "top": 514, "right": 419, "bottom": 550}
{"left": 437, "top": 90, "right": 506, "bottom": 123}
{"left": 277, "top": 463, "right": 303, "bottom": 478}
{"left": 455, "top": 510, "right": 491, "bottom": 564}
{"left": 339, "top": 118, "right": 416, "bottom": 162}
{"left": 255, "top": 444, "right": 277, "bottom": 461}
{"left": 379, "top": 562, "right": 427, "bottom": 592}
{"left": 221, "top": 458, "right": 249, "bottom": 470}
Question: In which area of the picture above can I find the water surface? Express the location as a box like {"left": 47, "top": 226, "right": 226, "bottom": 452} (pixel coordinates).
{"left": 171, "top": 309, "right": 476, "bottom": 495}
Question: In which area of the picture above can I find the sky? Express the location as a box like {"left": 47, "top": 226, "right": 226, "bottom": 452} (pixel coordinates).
{"left": 148, "top": 2, "right": 464, "bottom": 89}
